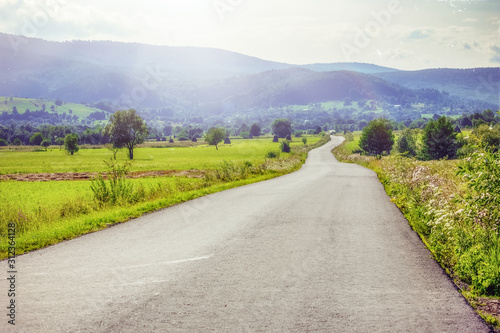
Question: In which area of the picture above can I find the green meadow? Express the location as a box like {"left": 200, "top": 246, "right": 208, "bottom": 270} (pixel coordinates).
{"left": 0, "top": 96, "right": 102, "bottom": 119}
{"left": 0, "top": 136, "right": 327, "bottom": 258}
{"left": 0, "top": 137, "right": 321, "bottom": 174}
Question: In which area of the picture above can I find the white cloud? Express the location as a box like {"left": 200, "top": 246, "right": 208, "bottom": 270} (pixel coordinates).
{"left": 407, "top": 29, "right": 434, "bottom": 40}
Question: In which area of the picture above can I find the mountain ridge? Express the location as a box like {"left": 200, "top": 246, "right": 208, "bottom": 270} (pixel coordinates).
{"left": 0, "top": 32, "right": 498, "bottom": 109}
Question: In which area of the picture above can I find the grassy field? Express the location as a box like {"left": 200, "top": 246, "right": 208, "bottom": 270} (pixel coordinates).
{"left": 0, "top": 96, "right": 103, "bottom": 119}
{"left": 0, "top": 137, "right": 321, "bottom": 174}
{"left": 0, "top": 135, "right": 328, "bottom": 258}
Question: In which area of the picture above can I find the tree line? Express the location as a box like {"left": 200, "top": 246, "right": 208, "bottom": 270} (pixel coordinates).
{"left": 356, "top": 109, "right": 500, "bottom": 160}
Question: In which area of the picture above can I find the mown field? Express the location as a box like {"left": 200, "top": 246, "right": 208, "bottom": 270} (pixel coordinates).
{"left": 0, "top": 138, "right": 318, "bottom": 174}
{"left": 0, "top": 136, "right": 326, "bottom": 258}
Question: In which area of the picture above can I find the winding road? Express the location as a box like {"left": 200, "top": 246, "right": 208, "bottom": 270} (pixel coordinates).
{"left": 1, "top": 136, "right": 490, "bottom": 332}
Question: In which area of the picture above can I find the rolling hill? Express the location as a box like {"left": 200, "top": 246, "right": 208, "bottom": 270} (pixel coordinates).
{"left": 0, "top": 33, "right": 498, "bottom": 112}
{"left": 193, "top": 68, "right": 404, "bottom": 109}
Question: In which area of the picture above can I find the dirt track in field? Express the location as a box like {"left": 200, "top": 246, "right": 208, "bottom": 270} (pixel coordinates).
{"left": 0, "top": 170, "right": 205, "bottom": 182}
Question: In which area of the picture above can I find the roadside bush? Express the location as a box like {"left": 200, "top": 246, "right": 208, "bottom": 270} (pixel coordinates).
{"left": 473, "top": 124, "right": 500, "bottom": 152}
{"left": 281, "top": 141, "right": 291, "bottom": 153}
{"left": 0, "top": 139, "right": 7, "bottom": 146}
{"left": 91, "top": 158, "right": 133, "bottom": 204}
{"left": 266, "top": 151, "right": 279, "bottom": 158}
{"left": 344, "top": 132, "right": 354, "bottom": 142}
{"left": 397, "top": 128, "right": 418, "bottom": 156}
{"left": 204, "top": 160, "right": 242, "bottom": 182}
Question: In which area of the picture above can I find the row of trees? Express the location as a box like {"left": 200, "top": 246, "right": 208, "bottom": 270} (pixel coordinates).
{"left": 358, "top": 111, "right": 500, "bottom": 160}
{"left": 0, "top": 110, "right": 300, "bottom": 160}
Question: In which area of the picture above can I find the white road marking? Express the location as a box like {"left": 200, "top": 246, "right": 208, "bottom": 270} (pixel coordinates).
{"left": 121, "top": 255, "right": 214, "bottom": 270}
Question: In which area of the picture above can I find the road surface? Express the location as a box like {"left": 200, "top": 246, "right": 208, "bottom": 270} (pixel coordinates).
{"left": 1, "top": 136, "right": 490, "bottom": 332}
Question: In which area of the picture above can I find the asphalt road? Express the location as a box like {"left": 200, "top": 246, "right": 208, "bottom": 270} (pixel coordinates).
{"left": 1, "top": 136, "right": 491, "bottom": 332}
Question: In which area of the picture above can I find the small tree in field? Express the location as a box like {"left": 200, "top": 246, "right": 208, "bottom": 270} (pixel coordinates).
{"left": 41, "top": 139, "right": 51, "bottom": 151}
{"left": 302, "top": 137, "right": 307, "bottom": 145}
{"left": 359, "top": 118, "right": 395, "bottom": 156}
{"left": 64, "top": 133, "right": 79, "bottom": 155}
{"left": 104, "top": 109, "right": 148, "bottom": 160}
{"left": 272, "top": 119, "right": 293, "bottom": 138}
{"left": 205, "top": 127, "right": 226, "bottom": 150}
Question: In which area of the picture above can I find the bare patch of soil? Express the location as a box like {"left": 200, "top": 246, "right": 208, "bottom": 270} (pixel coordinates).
{"left": 475, "top": 297, "right": 500, "bottom": 331}
{"left": 0, "top": 170, "right": 205, "bottom": 182}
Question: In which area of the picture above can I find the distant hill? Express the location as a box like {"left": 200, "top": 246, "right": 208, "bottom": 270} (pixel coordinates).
{"left": 194, "top": 68, "right": 405, "bottom": 109}
{"left": 0, "top": 33, "right": 293, "bottom": 106}
{"left": 375, "top": 68, "right": 500, "bottom": 106}
{"left": 0, "top": 33, "right": 497, "bottom": 111}
{"left": 300, "top": 63, "right": 398, "bottom": 74}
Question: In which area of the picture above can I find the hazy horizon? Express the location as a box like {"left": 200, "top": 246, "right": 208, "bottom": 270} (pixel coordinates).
{"left": 0, "top": 0, "right": 499, "bottom": 70}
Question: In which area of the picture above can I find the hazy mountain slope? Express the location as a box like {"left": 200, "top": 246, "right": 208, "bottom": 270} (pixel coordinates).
{"left": 300, "top": 63, "right": 398, "bottom": 74}
{"left": 194, "top": 68, "right": 404, "bottom": 108}
{"left": 375, "top": 68, "right": 500, "bottom": 106}
{"left": 0, "top": 33, "right": 497, "bottom": 110}
{"left": 0, "top": 33, "right": 294, "bottom": 104}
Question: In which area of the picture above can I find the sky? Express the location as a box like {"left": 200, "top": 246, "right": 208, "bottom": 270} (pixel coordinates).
{"left": 0, "top": 0, "right": 499, "bottom": 70}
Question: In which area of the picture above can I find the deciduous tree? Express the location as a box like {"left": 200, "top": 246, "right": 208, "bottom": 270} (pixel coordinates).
{"left": 272, "top": 119, "right": 292, "bottom": 138}
{"left": 104, "top": 109, "right": 148, "bottom": 160}
{"left": 64, "top": 133, "right": 79, "bottom": 155}
{"left": 205, "top": 127, "right": 226, "bottom": 150}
